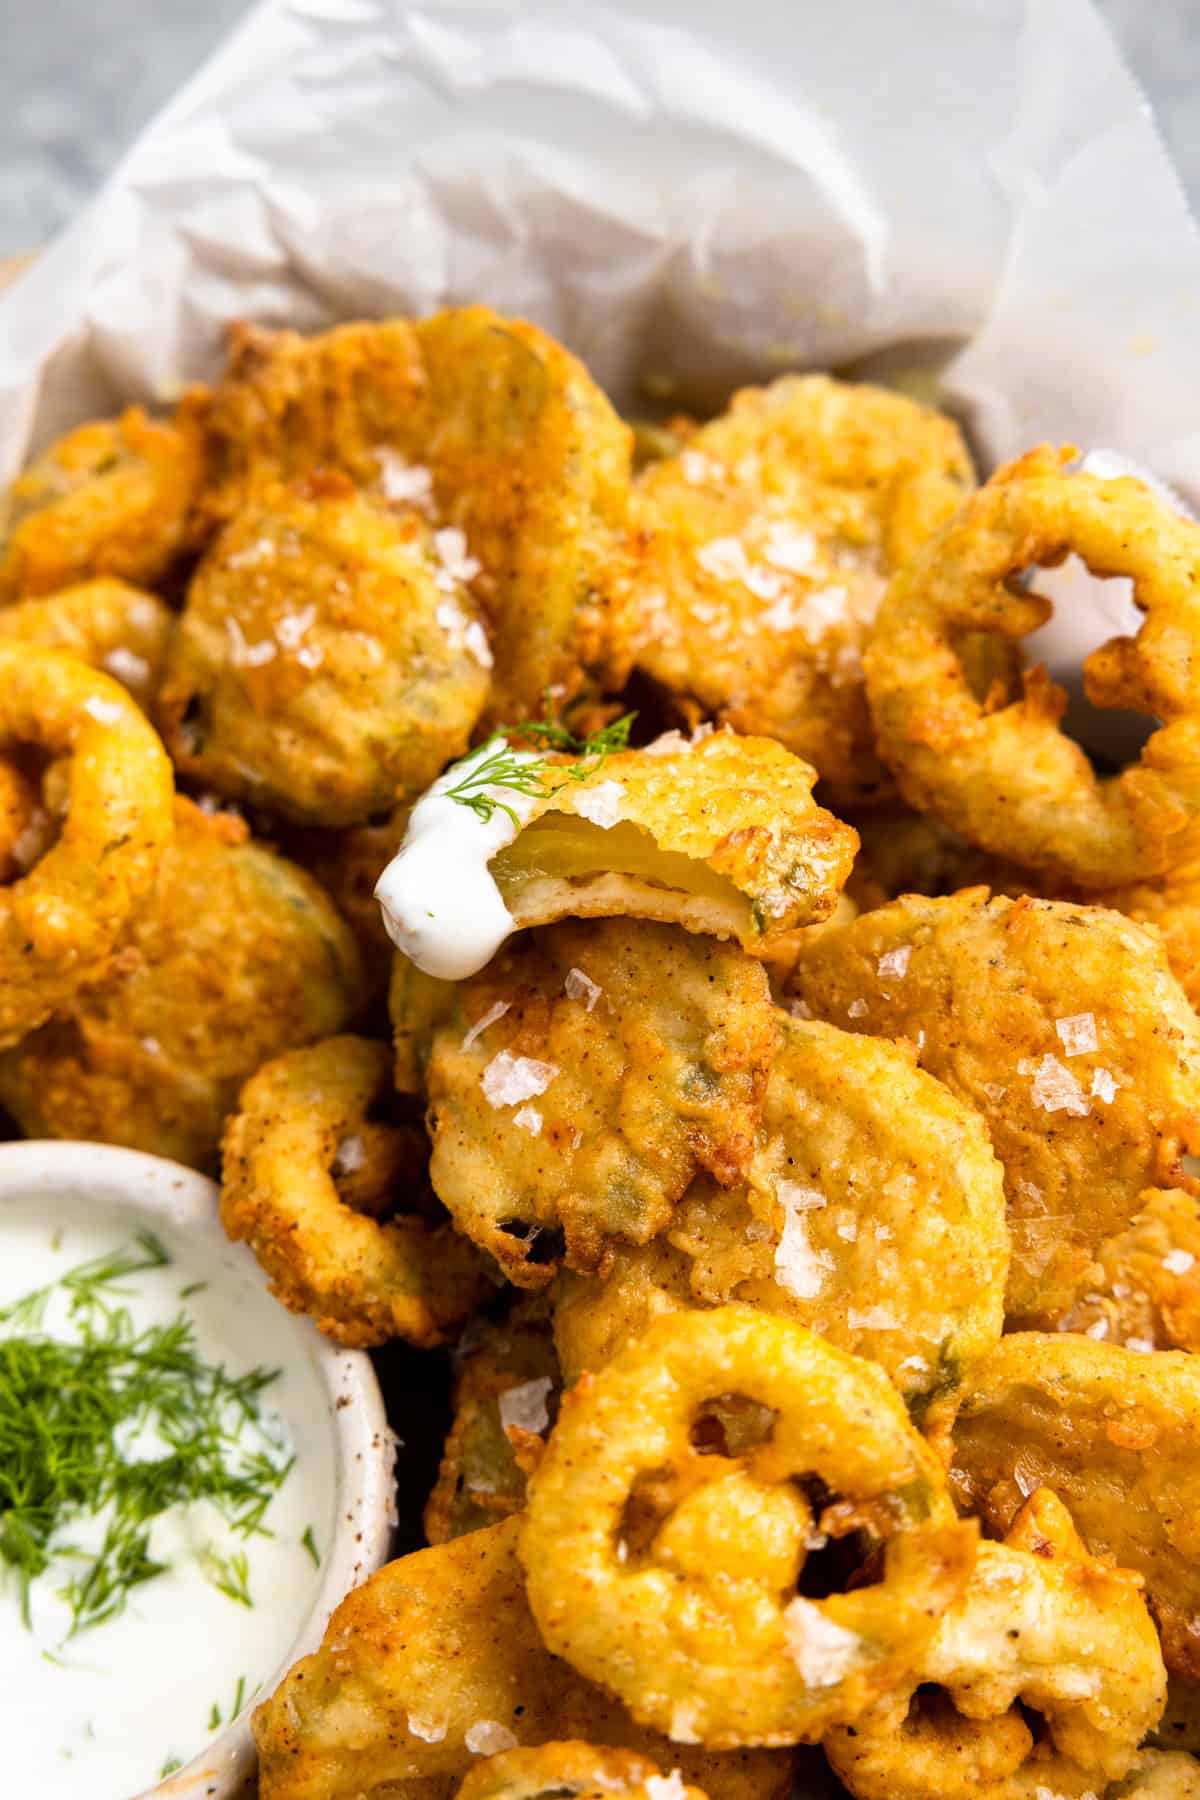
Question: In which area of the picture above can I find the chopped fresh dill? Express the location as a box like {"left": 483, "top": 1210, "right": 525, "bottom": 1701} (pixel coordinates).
{"left": 160, "top": 1754, "right": 182, "bottom": 1777}
{"left": 199, "top": 1545, "right": 254, "bottom": 1610}
{"left": 0, "top": 1236, "right": 291, "bottom": 1642}
{"left": 301, "top": 1524, "right": 321, "bottom": 1568}
{"left": 207, "top": 1673, "right": 250, "bottom": 1735}
{"left": 178, "top": 1279, "right": 208, "bottom": 1299}
{"left": 445, "top": 702, "right": 636, "bottom": 825}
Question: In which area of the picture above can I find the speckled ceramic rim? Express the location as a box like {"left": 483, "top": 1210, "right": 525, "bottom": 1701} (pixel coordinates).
{"left": 0, "top": 1140, "right": 395, "bottom": 1800}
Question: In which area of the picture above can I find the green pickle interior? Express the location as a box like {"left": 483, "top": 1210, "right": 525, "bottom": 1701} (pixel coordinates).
{"left": 491, "top": 816, "right": 748, "bottom": 921}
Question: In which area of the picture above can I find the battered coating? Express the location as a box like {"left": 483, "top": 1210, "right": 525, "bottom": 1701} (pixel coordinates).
{"left": 864, "top": 446, "right": 1200, "bottom": 886}
{"left": 624, "top": 374, "right": 976, "bottom": 806}
{"left": 160, "top": 475, "right": 491, "bottom": 824}
{"left": 424, "top": 921, "right": 778, "bottom": 1285}
{"left": 0, "top": 400, "right": 206, "bottom": 601}
{"left": 787, "top": 890, "right": 1200, "bottom": 1325}
{"left": 825, "top": 1489, "right": 1166, "bottom": 1796}
{"left": 203, "top": 309, "right": 635, "bottom": 723}
{"left": 222, "top": 1036, "right": 492, "bottom": 1347}
{"left": 453, "top": 1742, "right": 709, "bottom": 1800}
{"left": 1056, "top": 1188, "right": 1200, "bottom": 1352}
{"left": 424, "top": 1300, "right": 560, "bottom": 1544}
{"left": 1101, "top": 857, "right": 1200, "bottom": 1012}
{"left": 290, "top": 805, "right": 412, "bottom": 975}
{"left": 252, "top": 1518, "right": 794, "bottom": 1800}
{"left": 520, "top": 1308, "right": 976, "bottom": 1748}
{"left": 950, "top": 1333, "right": 1200, "bottom": 1680}
{"left": 553, "top": 1013, "right": 1009, "bottom": 1412}
{"left": 0, "top": 580, "right": 172, "bottom": 710}
{"left": 491, "top": 730, "right": 859, "bottom": 950}
{"left": 0, "top": 645, "right": 175, "bottom": 1049}
{"left": 0, "top": 797, "right": 365, "bottom": 1168}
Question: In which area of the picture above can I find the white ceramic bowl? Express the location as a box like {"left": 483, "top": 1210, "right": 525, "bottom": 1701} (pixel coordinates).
{"left": 0, "top": 1141, "right": 395, "bottom": 1800}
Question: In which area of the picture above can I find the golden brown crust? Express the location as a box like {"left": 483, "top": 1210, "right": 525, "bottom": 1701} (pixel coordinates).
{"left": 221, "top": 1035, "right": 493, "bottom": 1346}
{"left": 0, "top": 796, "right": 366, "bottom": 1168}
{"left": 252, "top": 1519, "right": 795, "bottom": 1800}
{"left": 624, "top": 374, "right": 976, "bottom": 806}
{"left": 786, "top": 889, "right": 1200, "bottom": 1324}
{"left": 865, "top": 446, "right": 1200, "bottom": 886}
{"left": 0, "top": 399, "right": 207, "bottom": 601}
{"left": 424, "top": 921, "right": 778, "bottom": 1285}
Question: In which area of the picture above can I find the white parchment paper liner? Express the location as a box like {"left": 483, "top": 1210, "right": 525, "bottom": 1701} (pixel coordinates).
{"left": 1, "top": 0, "right": 1198, "bottom": 749}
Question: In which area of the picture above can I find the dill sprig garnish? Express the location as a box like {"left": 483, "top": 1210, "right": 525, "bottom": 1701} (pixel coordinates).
{"left": 445, "top": 702, "right": 636, "bottom": 825}
{"left": 0, "top": 1236, "right": 292, "bottom": 1641}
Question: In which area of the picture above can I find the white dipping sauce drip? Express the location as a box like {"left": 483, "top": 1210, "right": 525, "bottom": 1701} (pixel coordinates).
{"left": 375, "top": 739, "right": 543, "bottom": 980}
{"left": 1027, "top": 449, "right": 1198, "bottom": 765}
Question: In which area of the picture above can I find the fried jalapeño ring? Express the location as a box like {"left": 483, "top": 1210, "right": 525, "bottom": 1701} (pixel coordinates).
{"left": 520, "top": 1307, "right": 975, "bottom": 1749}
{"left": 220, "top": 1035, "right": 493, "bottom": 1348}
{"left": 865, "top": 447, "right": 1200, "bottom": 886}
{"left": 0, "top": 645, "right": 174, "bottom": 1049}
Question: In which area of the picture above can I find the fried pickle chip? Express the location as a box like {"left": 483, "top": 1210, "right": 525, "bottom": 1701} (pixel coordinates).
{"left": 252, "top": 1518, "right": 794, "bottom": 1800}
{"left": 0, "top": 400, "right": 206, "bottom": 601}
{"left": 159, "top": 475, "right": 491, "bottom": 825}
{"left": 377, "top": 730, "right": 858, "bottom": 982}
{"left": 0, "top": 645, "right": 174, "bottom": 1049}
{"left": 787, "top": 890, "right": 1200, "bottom": 1325}
{"left": 290, "top": 805, "right": 412, "bottom": 977}
{"left": 521, "top": 1308, "right": 976, "bottom": 1749}
{"left": 950, "top": 1333, "right": 1200, "bottom": 1681}
{"left": 204, "top": 309, "right": 634, "bottom": 722}
{"left": 1100, "top": 857, "right": 1200, "bottom": 1012}
{"left": 0, "top": 580, "right": 172, "bottom": 710}
{"left": 424, "top": 921, "right": 777, "bottom": 1285}
{"left": 825, "top": 1488, "right": 1166, "bottom": 1797}
{"left": 1055, "top": 1188, "right": 1200, "bottom": 1352}
{"left": 865, "top": 446, "right": 1200, "bottom": 886}
{"left": 453, "top": 1741, "right": 709, "bottom": 1800}
{"left": 221, "top": 1035, "right": 492, "bottom": 1347}
{"left": 553, "top": 1013, "right": 1007, "bottom": 1413}
{"left": 425, "top": 1299, "right": 560, "bottom": 1544}
{"left": 0, "top": 797, "right": 365, "bottom": 1168}
{"left": 622, "top": 375, "right": 976, "bottom": 806}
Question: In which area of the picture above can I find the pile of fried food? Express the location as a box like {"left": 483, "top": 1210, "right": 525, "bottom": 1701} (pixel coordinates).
{"left": 5, "top": 306, "right": 1200, "bottom": 1800}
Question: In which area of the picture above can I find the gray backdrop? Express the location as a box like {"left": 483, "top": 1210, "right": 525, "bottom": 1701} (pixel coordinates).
{"left": 0, "top": 0, "right": 1197, "bottom": 257}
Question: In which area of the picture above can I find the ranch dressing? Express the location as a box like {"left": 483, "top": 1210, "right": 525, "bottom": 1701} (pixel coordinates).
{"left": 375, "top": 737, "right": 543, "bottom": 979}
{"left": 0, "top": 1195, "right": 334, "bottom": 1800}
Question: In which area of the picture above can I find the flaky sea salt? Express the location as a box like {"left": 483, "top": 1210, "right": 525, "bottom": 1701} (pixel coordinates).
{"left": 565, "top": 967, "right": 602, "bottom": 1011}
{"left": 1125, "top": 1337, "right": 1155, "bottom": 1353}
{"left": 695, "top": 535, "right": 749, "bottom": 581}
{"left": 877, "top": 945, "right": 912, "bottom": 980}
{"left": 1164, "top": 1248, "right": 1195, "bottom": 1275}
{"left": 1091, "top": 1067, "right": 1118, "bottom": 1104}
{"left": 1022, "top": 1054, "right": 1089, "bottom": 1117}
{"left": 407, "top": 1713, "right": 448, "bottom": 1744}
{"left": 667, "top": 1705, "right": 701, "bottom": 1745}
{"left": 295, "top": 641, "right": 324, "bottom": 671}
{"left": 743, "top": 562, "right": 783, "bottom": 602}
{"left": 226, "top": 617, "right": 277, "bottom": 667}
{"left": 464, "top": 620, "right": 493, "bottom": 668}
{"left": 642, "top": 729, "right": 691, "bottom": 757}
{"left": 847, "top": 999, "right": 868, "bottom": 1019}
{"left": 331, "top": 1135, "right": 366, "bottom": 1176}
{"left": 836, "top": 1218, "right": 859, "bottom": 1243}
{"left": 681, "top": 449, "right": 724, "bottom": 485}
{"left": 82, "top": 694, "right": 125, "bottom": 726}
{"left": 645, "top": 1775, "right": 688, "bottom": 1800}
{"left": 462, "top": 1000, "right": 510, "bottom": 1051}
{"left": 275, "top": 603, "right": 318, "bottom": 649}
{"left": 1055, "top": 1013, "right": 1099, "bottom": 1057}
{"left": 481, "top": 1050, "right": 558, "bottom": 1107}
{"left": 762, "top": 522, "right": 817, "bottom": 572}
{"left": 226, "top": 535, "right": 274, "bottom": 569}
{"left": 782, "top": 1598, "right": 865, "bottom": 1687}
{"left": 103, "top": 647, "right": 151, "bottom": 692}
{"left": 464, "top": 1722, "right": 519, "bottom": 1756}
{"left": 575, "top": 780, "right": 624, "bottom": 829}
{"left": 376, "top": 449, "right": 434, "bottom": 511}
{"left": 434, "top": 525, "right": 482, "bottom": 589}
{"left": 498, "top": 1376, "right": 554, "bottom": 1437}
{"left": 512, "top": 1106, "right": 543, "bottom": 1136}
{"left": 774, "top": 1182, "right": 833, "bottom": 1300}
{"left": 1085, "top": 1318, "right": 1109, "bottom": 1340}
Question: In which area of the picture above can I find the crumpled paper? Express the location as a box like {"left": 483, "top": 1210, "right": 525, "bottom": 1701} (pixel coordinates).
{"left": 1, "top": 0, "right": 1198, "bottom": 746}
